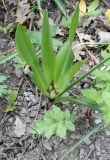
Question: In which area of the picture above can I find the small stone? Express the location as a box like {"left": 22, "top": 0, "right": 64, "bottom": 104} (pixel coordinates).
{"left": 25, "top": 97, "right": 31, "bottom": 101}
{"left": 84, "top": 138, "right": 91, "bottom": 145}
{"left": 95, "top": 141, "right": 101, "bottom": 152}
{"left": 8, "top": 117, "right": 13, "bottom": 123}
{"left": 21, "top": 108, "right": 27, "bottom": 114}
{"left": 90, "top": 144, "right": 94, "bottom": 150}
{"left": 105, "top": 130, "right": 110, "bottom": 136}
{"left": 43, "top": 142, "right": 52, "bottom": 151}
{"left": 28, "top": 101, "right": 32, "bottom": 107}
{"left": 29, "top": 95, "right": 36, "bottom": 104}
{"left": 24, "top": 92, "right": 32, "bottom": 97}
{"left": 80, "top": 148, "right": 84, "bottom": 158}
{"left": 30, "top": 110, "right": 36, "bottom": 118}
{"left": 95, "top": 119, "right": 102, "bottom": 124}
{"left": 95, "top": 111, "right": 98, "bottom": 114}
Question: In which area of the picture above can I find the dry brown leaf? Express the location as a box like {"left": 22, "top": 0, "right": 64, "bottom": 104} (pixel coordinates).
{"left": 72, "top": 41, "right": 85, "bottom": 61}
{"left": 79, "top": 0, "right": 87, "bottom": 16}
{"left": 14, "top": 116, "right": 26, "bottom": 137}
{"left": 105, "top": 9, "right": 110, "bottom": 22}
{"left": 16, "top": 0, "right": 30, "bottom": 23}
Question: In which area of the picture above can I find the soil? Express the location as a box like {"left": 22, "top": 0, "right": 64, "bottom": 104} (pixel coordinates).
{"left": 1, "top": 0, "right": 110, "bottom": 160}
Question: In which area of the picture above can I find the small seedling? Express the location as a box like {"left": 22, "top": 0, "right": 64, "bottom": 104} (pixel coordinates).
{"left": 4, "top": 90, "right": 18, "bottom": 112}
{"left": 0, "top": 23, "right": 13, "bottom": 34}
{"left": 30, "top": 106, "right": 76, "bottom": 139}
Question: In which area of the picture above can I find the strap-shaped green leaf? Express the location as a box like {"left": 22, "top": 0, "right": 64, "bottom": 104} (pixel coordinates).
{"left": 42, "top": 11, "right": 56, "bottom": 85}
{"left": 69, "top": 5, "right": 79, "bottom": 45}
{"left": 55, "top": 41, "right": 73, "bottom": 89}
{"left": 16, "top": 25, "right": 47, "bottom": 94}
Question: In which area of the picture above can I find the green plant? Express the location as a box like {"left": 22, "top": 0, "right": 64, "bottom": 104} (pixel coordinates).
{"left": 31, "top": 106, "right": 76, "bottom": 139}
{"left": 5, "top": 90, "right": 18, "bottom": 112}
{"left": 0, "top": 23, "right": 13, "bottom": 34}
{"left": 16, "top": 6, "right": 84, "bottom": 99}
{"left": 0, "top": 74, "right": 7, "bottom": 97}
{"left": 79, "top": 0, "right": 102, "bottom": 17}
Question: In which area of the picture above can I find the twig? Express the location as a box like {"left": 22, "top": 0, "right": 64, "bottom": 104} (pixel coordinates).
{"left": 18, "top": 142, "right": 31, "bottom": 160}
{"left": 1, "top": 0, "right": 8, "bottom": 13}
{"left": 102, "top": 0, "right": 110, "bottom": 7}
{"left": 32, "top": 92, "right": 42, "bottom": 125}
{"left": 0, "top": 47, "right": 16, "bottom": 56}
{"left": 76, "top": 31, "right": 99, "bottom": 64}
{"left": 85, "top": 148, "right": 94, "bottom": 160}
{"left": 29, "top": 12, "right": 34, "bottom": 31}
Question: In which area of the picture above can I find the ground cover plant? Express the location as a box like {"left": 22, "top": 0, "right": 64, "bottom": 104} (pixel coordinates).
{"left": 15, "top": 3, "right": 110, "bottom": 158}
{"left": 16, "top": 6, "right": 82, "bottom": 100}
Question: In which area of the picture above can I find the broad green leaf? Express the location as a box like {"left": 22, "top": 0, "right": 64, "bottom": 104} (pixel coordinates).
{"left": 69, "top": 5, "right": 79, "bottom": 45}
{"left": 16, "top": 25, "right": 47, "bottom": 94}
{"left": 42, "top": 11, "right": 56, "bottom": 85}
{"left": 28, "top": 31, "right": 62, "bottom": 47}
{"left": 16, "top": 25, "right": 40, "bottom": 72}
{"left": 7, "top": 90, "right": 18, "bottom": 107}
{"left": 55, "top": 41, "right": 73, "bottom": 92}
{"left": 88, "top": 0, "right": 99, "bottom": 13}
{"left": 86, "top": 8, "right": 102, "bottom": 16}
{"left": 81, "top": 88, "right": 101, "bottom": 102}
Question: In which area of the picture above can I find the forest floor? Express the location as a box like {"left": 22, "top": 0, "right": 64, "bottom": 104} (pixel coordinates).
{"left": 1, "top": 0, "right": 110, "bottom": 160}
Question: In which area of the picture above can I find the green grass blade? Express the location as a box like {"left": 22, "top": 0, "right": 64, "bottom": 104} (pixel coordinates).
{"left": 88, "top": 0, "right": 99, "bottom": 13}
{"left": 54, "top": 96, "right": 98, "bottom": 110}
{"left": 16, "top": 24, "right": 47, "bottom": 94}
{"left": 59, "top": 123, "right": 104, "bottom": 160}
{"left": 53, "top": 0, "right": 67, "bottom": 18}
{"left": 56, "top": 56, "right": 110, "bottom": 98}
{"left": 0, "top": 51, "right": 18, "bottom": 64}
{"left": 42, "top": 11, "right": 56, "bottom": 85}
{"left": 69, "top": 4, "right": 79, "bottom": 45}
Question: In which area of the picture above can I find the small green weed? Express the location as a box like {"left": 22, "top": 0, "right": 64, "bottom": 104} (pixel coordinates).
{"left": 0, "top": 23, "right": 13, "bottom": 34}
{"left": 5, "top": 90, "right": 18, "bottom": 112}
{"left": 31, "top": 106, "right": 76, "bottom": 139}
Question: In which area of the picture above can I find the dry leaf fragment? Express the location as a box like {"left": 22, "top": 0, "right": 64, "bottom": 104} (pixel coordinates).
{"left": 79, "top": 0, "right": 87, "bottom": 16}
{"left": 16, "top": 0, "right": 30, "bottom": 23}
{"left": 105, "top": 9, "right": 110, "bottom": 22}
{"left": 98, "top": 30, "right": 110, "bottom": 43}
{"left": 14, "top": 116, "right": 26, "bottom": 137}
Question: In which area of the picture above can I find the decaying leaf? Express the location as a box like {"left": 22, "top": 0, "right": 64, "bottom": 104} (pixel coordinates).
{"left": 79, "top": 0, "right": 86, "bottom": 16}
{"left": 14, "top": 116, "right": 26, "bottom": 137}
{"left": 16, "top": 0, "right": 30, "bottom": 23}
{"left": 105, "top": 9, "right": 110, "bottom": 22}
